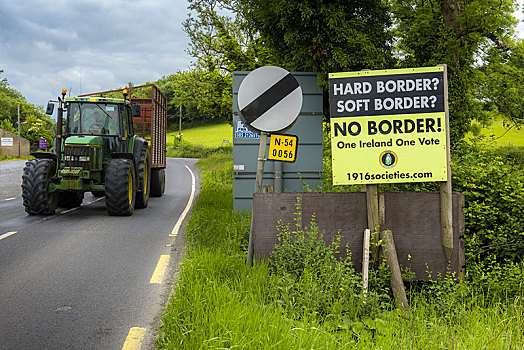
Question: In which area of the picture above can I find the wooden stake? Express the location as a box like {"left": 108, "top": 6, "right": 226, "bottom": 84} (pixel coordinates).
{"left": 379, "top": 192, "right": 386, "bottom": 228}
{"left": 366, "top": 184, "right": 380, "bottom": 259}
{"left": 440, "top": 181, "right": 453, "bottom": 262}
{"left": 362, "top": 229, "right": 371, "bottom": 298}
{"left": 381, "top": 229, "right": 410, "bottom": 313}
{"left": 247, "top": 132, "right": 268, "bottom": 266}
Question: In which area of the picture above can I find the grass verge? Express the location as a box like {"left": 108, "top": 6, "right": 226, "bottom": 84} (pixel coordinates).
{"left": 156, "top": 149, "right": 524, "bottom": 349}
{"left": 0, "top": 155, "right": 33, "bottom": 161}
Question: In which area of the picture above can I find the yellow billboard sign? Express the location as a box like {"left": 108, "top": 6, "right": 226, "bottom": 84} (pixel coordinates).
{"left": 329, "top": 67, "right": 448, "bottom": 185}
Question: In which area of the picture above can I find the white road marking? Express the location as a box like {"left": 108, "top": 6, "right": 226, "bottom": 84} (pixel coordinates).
{"left": 60, "top": 207, "right": 80, "bottom": 214}
{"left": 86, "top": 197, "right": 105, "bottom": 205}
{"left": 0, "top": 231, "right": 18, "bottom": 241}
{"left": 4, "top": 197, "right": 16, "bottom": 201}
{"left": 170, "top": 165, "right": 196, "bottom": 237}
{"left": 59, "top": 196, "right": 105, "bottom": 215}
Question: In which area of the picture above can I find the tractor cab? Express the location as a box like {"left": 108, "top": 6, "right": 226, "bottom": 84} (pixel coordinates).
{"left": 63, "top": 96, "right": 136, "bottom": 161}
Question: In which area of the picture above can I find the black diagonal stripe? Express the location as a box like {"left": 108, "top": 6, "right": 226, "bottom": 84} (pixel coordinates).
{"left": 241, "top": 73, "right": 299, "bottom": 125}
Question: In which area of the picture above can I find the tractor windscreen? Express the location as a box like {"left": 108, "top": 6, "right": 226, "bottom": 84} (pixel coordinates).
{"left": 66, "top": 103, "right": 120, "bottom": 136}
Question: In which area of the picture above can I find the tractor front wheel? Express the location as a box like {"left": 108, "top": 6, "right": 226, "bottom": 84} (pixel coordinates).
{"left": 105, "top": 159, "right": 136, "bottom": 216}
{"left": 21, "top": 159, "right": 58, "bottom": 215}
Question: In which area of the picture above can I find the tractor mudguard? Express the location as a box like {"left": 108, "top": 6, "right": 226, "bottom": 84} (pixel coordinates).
{"left": 110, "top": 152, "right": 135, "bottom": 165}
{"left": 31, "top": 152, "right": 58, "bottom": 163}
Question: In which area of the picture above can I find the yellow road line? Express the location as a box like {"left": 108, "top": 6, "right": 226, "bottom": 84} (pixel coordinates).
{"left": 122, "top": 327, "right": 146, "bottom": 350}
{"left": 149, "top": 255, "right": 170, "bottom": 284}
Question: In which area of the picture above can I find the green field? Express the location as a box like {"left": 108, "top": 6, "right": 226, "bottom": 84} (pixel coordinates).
{"left": 473, "top": 118, "right": 524, "bottom": 146}
{"left": 167, "top": 123, "right": 232, "bottom": 148}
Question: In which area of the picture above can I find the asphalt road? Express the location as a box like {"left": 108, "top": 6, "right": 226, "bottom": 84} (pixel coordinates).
{"left": 0, "top": 158, "right": 200, "bottom": 350}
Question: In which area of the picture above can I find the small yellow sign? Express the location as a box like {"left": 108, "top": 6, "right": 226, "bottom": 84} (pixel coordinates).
{"left": 268, "top": 134, "right": 298, "bottom": 162}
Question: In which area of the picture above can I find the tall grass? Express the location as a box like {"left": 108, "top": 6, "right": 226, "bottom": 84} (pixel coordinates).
{"left": 157, "top": 149, "right": 524, "bottom": 349}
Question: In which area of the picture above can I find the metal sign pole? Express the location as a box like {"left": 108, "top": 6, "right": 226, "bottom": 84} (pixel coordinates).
{"left": 17, "top": 101, "right": 20, "bottom": 157}
{"left": 247, "top": 132, "right": 268, "bottom": 266}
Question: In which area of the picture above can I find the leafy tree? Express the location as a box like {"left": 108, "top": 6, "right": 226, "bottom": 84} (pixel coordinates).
{"left": 391, "top": 0, "right": 518, "bottom": 143}
{"left": 174, "top": 69, "right": 232, "bottom": 123}
{"left": 475, "top": 40, "right": 524, "bottom": 130}
{"left": 0, "top": 69, "right": 56, "bottom": 147}
{"left": 0, "top": 119, "right": 16, "bottom": 134}
{"left": 184, "top": 0, "right": 273, "bottom": 73}
{"left": 176, "top": 0, "right": 274, "bottom": 125}
{"left": 239, "top": 0, "right": 395, "bottom": 87}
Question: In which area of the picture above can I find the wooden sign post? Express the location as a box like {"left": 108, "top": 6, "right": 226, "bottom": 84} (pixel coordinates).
{"left": 439, "top": 64, "right": 453, "bottom": 262}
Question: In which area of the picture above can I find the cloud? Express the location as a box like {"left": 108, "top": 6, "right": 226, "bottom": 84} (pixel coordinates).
{"left": 0, "top": 0, "right": 191, "bottom": 108}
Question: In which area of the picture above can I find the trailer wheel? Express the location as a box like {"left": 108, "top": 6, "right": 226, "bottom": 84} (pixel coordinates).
{"left": 21, "top": 159, "right": 58, "bottom": 215}
{"left": 105, "top": 159, "right": 136, "bottom": 216}
{"left": 58, "top": 191, "right": 84, "bottom": 208}
{"left": 135, "top": 146, "right": 151, "bottom": 209}
{"left": 150, "top": 168, "right": 165, "bottom": 197}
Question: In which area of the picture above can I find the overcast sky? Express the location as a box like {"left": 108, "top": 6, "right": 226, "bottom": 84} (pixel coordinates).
{"left": 1, "top": 0, "right": 524, "bottom": 110}
{"left": 0, "top": 0, "right": 192, "bottom": 109}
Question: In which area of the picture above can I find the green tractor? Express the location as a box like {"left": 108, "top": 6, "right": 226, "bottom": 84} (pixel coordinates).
{"left": 22, "top": 86, "right": 166, "bottom": 216}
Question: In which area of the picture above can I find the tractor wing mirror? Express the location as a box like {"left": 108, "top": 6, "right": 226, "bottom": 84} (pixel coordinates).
{"left": 46, "top": 102, "right": 55, "bottom": 115}
{"left": 132, "top": 104, "right": 141, "bottom": 117}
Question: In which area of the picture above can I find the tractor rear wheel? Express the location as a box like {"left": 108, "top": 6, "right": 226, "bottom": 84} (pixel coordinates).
{"left": 21, "top": 159, "right": 58, "bottom": 215}
{"left": 150, "top": 168, "right": 165, "bottom": 197}
{"left": 105, "top": 159, "right": 136, "bottom": 216}
{"left": 58, "top": 191, "right": 84, "bottom": 208}
{"left": 135, "top": 146, "right": 151, "bottom": 209}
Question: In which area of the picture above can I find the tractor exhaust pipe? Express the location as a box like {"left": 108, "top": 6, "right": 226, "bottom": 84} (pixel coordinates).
{"left": 55, "top": 88, "right": 67, "bottom": 169}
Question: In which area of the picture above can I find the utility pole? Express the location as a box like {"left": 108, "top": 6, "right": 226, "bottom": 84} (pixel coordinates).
{"left": 17, "top": 101, "right": 20, "bottom": 157}
{"left": 179, "top": 104, "right": 182, "bottom": 138}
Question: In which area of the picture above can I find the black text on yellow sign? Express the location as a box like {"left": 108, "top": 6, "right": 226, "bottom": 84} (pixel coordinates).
{"left": 330, "top": 113, "right": 447, "bottom": 185}
{"left": 268, "top": 134, "right": 298, "bottom": 162}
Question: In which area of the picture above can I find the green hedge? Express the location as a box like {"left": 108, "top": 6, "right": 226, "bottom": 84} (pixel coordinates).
{"left": 452, "top": 143, "right": 524, "bottom": 263}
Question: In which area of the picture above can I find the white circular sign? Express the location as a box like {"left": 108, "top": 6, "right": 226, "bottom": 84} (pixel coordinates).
{"left": 237, "top": 66, "right": 303, "bottom": 133}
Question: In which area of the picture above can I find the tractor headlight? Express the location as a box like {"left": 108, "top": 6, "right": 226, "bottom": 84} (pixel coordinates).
{"left": 64, "top": 155, "right": 90, "bottom": 162}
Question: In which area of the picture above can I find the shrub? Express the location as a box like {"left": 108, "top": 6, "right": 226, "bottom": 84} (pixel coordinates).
{"left": 452, "top": 142, "right": 524, "bottom": 263}
{"left": 167, "top": 139, "right": 232, "bottom": 158}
